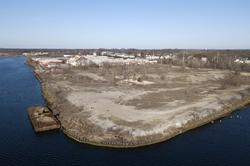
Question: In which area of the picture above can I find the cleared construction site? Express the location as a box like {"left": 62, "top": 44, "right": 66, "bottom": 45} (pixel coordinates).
{"left": 27, "top": 53, "right": 250, "bottom": 147}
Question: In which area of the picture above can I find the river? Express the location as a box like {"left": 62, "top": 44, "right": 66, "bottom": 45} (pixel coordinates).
{"left": 0, "top": 56, "right": 250, "bottom": 166}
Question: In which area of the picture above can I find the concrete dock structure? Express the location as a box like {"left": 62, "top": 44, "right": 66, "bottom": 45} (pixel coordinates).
{"left": 28, "top": 106, "right": 60, "bottom": 132}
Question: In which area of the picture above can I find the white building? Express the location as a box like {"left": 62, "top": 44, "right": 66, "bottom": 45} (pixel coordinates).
{"left": 201, "top": 57, "right": 208, "bottom": 62}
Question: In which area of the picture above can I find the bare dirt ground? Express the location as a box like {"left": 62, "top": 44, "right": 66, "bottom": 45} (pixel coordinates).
{"left": 35, "top": 64, "right": 250, "bottom": 147}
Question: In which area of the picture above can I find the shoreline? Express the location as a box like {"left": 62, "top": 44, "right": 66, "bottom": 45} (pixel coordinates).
{"left": 26, "top": 57, "right": 250, "bottom": 148}
{"left": 61, "top": 97, "right": 250, "bottom": 148}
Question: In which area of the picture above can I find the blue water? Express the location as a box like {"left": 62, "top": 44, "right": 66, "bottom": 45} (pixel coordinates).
{"left": 0, "top": 56, "right": 250, "bottom": 166}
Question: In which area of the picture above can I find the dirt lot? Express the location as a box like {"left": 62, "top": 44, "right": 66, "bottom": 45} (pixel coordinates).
{"left": 34, "top": 63, "right": 250, "bottom": 147}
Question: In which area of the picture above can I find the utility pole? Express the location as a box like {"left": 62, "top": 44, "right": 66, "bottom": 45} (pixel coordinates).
{"left": 215, "top": 52, "right": 219, "bottom": 69}
{"left": 182, "top": 50, "right": 186, "bottom": 68}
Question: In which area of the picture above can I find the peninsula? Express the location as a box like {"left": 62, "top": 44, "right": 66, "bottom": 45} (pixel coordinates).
{"left": 26, "top": 49, "right": 250, "bottom": 147}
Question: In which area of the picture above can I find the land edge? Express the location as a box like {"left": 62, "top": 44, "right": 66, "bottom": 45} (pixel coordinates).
{"left": 60, "top": 98, "right": 250, "bottom": 148}
{"left": 26, "top": 58, "right": 250, "bottom": 148}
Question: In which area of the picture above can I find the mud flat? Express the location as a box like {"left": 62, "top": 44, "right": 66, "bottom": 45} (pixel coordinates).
{"left": 28, "top": 59, "right": 250, "bottom": 147}
{"left": 28, "top": 106, "right": 60, "bottom": 132}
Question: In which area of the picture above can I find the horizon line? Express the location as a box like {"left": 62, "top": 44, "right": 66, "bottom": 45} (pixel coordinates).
{"left": 1, "top": 47, "right": 250, "bottom": 51}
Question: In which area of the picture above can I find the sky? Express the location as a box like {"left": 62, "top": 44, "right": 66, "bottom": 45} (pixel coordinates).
{"left": 0, "top": 0, "right": 250, "bottom": 49}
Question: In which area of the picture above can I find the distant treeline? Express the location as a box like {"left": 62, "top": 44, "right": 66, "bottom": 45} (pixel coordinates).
{"left": 1, "top": 48, "right": 249, "bottom": 57}
{"left": 156, "top": 50, "right": 250, "bottom": 72}
{"left": 1, "top": 48, "right": 250, "bottom": 71}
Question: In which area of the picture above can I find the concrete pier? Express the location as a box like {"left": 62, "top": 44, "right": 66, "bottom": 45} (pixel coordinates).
{"left": 28, "top": 106, "right": 60, "bottom": 132}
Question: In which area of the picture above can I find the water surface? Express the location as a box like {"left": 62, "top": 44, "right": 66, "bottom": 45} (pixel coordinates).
{"left": 0, "top": 56, "right": 250, "bottom": 166}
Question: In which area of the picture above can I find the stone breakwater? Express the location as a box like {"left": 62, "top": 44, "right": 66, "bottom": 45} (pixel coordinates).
{"left": 27, "top": 58, "right": 250, "bottom": 148}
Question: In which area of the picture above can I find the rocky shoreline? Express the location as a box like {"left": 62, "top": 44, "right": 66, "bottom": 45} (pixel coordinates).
{"left": 27, "top": 57, "right": 250, "bottom": 148}
{"left": 61, "top": 95, "right": 250, "bottom": 148}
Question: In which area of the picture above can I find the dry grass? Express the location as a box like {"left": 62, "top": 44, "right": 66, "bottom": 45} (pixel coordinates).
{"left": 220, "top": 71, "right": 242, "bottom": 89}
{"left": 98, "top": 63, "right": 149, "bottom": 83}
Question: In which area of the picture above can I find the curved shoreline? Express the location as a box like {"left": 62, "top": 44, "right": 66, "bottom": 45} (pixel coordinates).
{"left": 60, "top": 97, "right": 250, "bottom": 148}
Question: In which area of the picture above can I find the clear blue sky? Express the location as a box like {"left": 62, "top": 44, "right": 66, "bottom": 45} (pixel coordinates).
{"left": 0, "top": 0, "right": 249, "bottom": 49}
